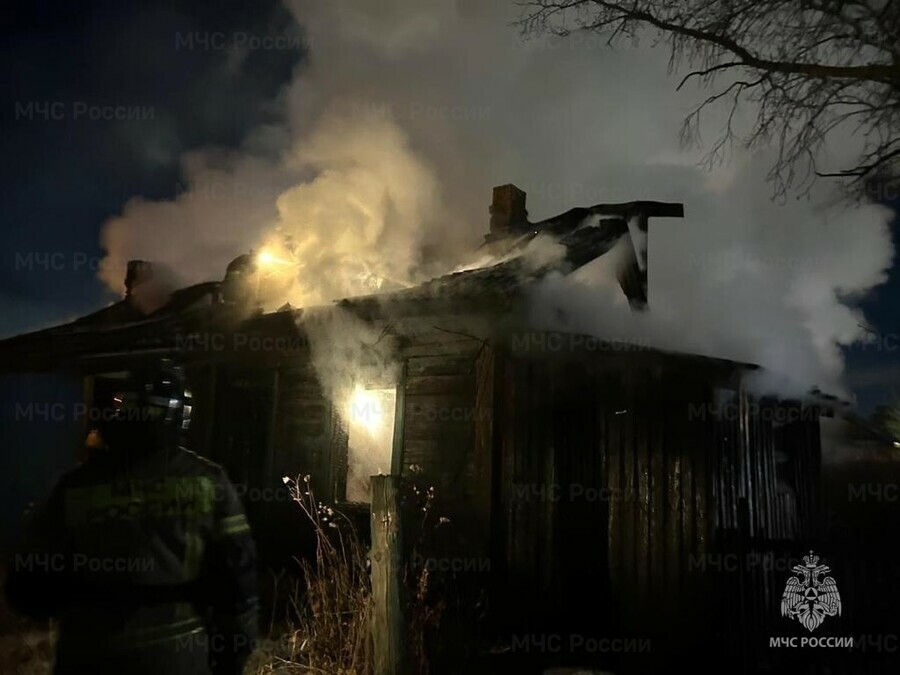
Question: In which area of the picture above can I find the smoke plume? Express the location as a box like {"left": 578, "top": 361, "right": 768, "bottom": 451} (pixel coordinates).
{"left": 99, "top": 0, "right": 894, "bottom": 398}
{"left": 303, "top": 306, "right": 399, "bottom": 499}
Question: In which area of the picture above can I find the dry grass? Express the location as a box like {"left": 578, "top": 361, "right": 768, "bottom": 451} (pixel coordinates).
{"left": 402, "top": 484, "right": 445, "bottom": 675}
{"left": 1, "top": 475, "right": 456, "bottom": 675}
{"left": 250, "top": 475, "right": 447, "bottom": 675}
{"left": 250, "top": 476, "right": 373, "bottom": 674}
{"left": 0, "top": 594, "right": 54, "bottom": 675}
{"left": 0, "top": 565, "right": 53, "bottom": 674}
{"left": 0, "top": 629, "right": 54, "bottom": 675}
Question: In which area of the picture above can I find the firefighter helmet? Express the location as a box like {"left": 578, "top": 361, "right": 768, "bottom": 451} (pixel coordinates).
{"left": 98, "top": 359, "right": 192, "bottom": 451}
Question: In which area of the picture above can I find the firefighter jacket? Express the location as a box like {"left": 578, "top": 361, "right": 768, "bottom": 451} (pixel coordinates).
{"left": 5, "top": 444, "right": 259, "bottom": 675}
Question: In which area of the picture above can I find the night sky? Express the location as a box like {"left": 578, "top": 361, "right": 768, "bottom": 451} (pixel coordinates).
{"left": 1, "top": 0, "right": 302, "bottom": 331}
{"left": 1, "top": 0, "right": 897, "bottom": 414}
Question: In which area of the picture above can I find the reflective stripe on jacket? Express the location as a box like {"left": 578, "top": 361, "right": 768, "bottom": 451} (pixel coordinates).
{"left": 6, "top": 445, "right": 259, "bottom": 675}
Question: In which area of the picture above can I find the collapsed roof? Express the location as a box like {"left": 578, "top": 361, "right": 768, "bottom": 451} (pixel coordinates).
{"left": 0, "top": 185, "right": 685, "bottom": 371}
{"left": 343, "top": 189, "right": 683, "bottom": 319}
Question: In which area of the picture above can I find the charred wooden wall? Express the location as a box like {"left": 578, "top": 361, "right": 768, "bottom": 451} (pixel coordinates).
{"left": 397, "top": 338, "right": 492, "bottom": 558}
{"left": 194, "top": 359, "right": 332, "bottom": 569}
{"left": 482, "top": 345, "right": 824, "bottom": 670}
{"left": 711, "top": 393, "right": 821, "bottom": 541}
{"left": 488, "top": 352, "right": 716, "bottom": 657}
{"left": 268, "top": 363, "right": 334, "bottom": 495}
{"left": 708, "top": 395, "right": 834, "bottom": 674}
{"left": 186, "top": 330, "right": 827, "bottom": 671}
{"left": 200, "top": 334, "right": 493, "bottom": 568}
{"left": 201, "top": 360, "right": 335, "bottom": 492}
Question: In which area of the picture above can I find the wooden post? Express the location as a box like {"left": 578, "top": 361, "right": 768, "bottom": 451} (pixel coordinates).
{"left": 370, "top": 474, "right": 406, "bottom": 675}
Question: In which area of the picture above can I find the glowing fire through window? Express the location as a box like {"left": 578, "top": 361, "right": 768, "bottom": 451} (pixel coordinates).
{"left": 344, "top": 385, "right": 396, "bottom": 502}
{"left": 348, "top": 386, "right": 387, "bottom": 433}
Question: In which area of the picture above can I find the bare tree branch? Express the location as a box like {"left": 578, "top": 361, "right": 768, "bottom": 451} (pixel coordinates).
{"left": 518, "top": 0, "right": 900, "bottom": 200}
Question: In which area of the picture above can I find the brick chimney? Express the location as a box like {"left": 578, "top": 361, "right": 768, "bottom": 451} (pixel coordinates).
{"left": 124, "top": 260, "right": 153, "bottom": 298}
{"left": 485, "top": 184, "right": 529, "bottom": 243}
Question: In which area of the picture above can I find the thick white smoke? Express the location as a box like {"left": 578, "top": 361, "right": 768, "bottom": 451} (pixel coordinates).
{"left": 303, "top": 306, "right": 399, "bottom": 499}
{"left": 263, "top": 113, "right": 443, "bottom": 303}
{"left": 99, "top": 0, "right": 894, "bottom": 398}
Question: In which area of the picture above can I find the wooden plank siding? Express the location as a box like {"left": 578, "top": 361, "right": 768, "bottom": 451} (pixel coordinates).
{"left": 269, "top": 364, "right": 334, "bottom": 497}
{"left": 193, "top": 327, "right": 825, "bottom": 670}
{"left": 482, "top": 347, "right": 824, "bottom": 669}
{"left": 398, "top": 344, "right": 489, "bottom": 558}
{"left": 490, "top": 354, "right": 715, "bottom": 643}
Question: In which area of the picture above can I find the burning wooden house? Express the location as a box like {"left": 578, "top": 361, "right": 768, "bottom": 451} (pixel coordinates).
{"left": 0, "top": 185, "right": 828, "bottom": 672}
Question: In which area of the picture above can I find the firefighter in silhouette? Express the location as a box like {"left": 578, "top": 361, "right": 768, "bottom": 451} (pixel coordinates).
{"left": 6, "top": 360, "right": 258, "bottom": 674}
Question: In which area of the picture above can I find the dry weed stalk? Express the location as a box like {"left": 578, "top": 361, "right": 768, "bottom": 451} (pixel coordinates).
{"left": 253, "top": 474, "right": 448, "bottom": 674}
{"left": 283, "top": 475, "right": 373, "bottom": 674}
